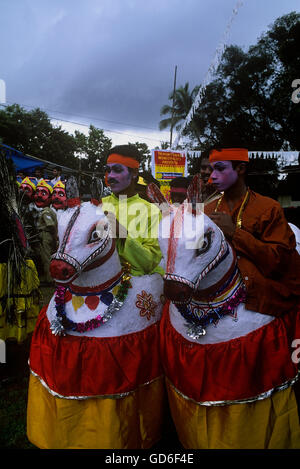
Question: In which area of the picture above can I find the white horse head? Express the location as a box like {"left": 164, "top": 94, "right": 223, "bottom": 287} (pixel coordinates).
{"left": 161, "top": 203, "right": 233, "bottom": 304}
{"left": 50, "top": 176, "right": 121, "bottom": 287}
{"left": 47, "top": 177, "right": 163, "bottom": 338}
{"left": 146, "top": 182, "right": 247, "bottom": 339}
{"left": 145, "top": 181, "right": 235, "bottom": 309}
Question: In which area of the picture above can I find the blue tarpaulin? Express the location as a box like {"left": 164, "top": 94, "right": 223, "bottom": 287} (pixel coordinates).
{"left": 0, "top": 143, "right": 45, "bottom": 172}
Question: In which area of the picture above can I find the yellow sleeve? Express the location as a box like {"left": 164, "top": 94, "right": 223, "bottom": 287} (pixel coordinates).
{"left": 118, "top": 205, "right": 163, "bottom": 276}
{"left": 117, "top": 236, "right": 163, "bottom": 276}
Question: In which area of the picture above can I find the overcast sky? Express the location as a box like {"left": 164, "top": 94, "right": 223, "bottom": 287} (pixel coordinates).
{"left": 0, "top": 0, "right": 299, "bottom": 149}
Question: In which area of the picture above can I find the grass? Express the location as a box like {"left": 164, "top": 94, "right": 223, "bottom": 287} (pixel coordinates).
{"left": 0, "top": 375, "right": 34, "bottom": 449}
{"left": 0, "top": 286, "right": 55, "bottom": 450}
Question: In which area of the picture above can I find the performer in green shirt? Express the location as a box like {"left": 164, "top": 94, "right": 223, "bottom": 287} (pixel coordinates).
{"left": 34, "top": 179, "right": 58, "bottom": 284}
{"left": 102, "top": 145, "right": 163, "bottom": 277}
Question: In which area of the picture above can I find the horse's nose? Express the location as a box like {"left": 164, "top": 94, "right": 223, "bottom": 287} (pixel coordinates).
{"left": 50, "top": 260, "right": 77, "bottom": 281}
{"left": 163, "top": 280, "right": 193, "bottom": 304}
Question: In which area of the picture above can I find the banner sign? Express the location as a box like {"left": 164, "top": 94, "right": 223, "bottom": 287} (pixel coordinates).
{"left": 151, "top": 149, "right": 187, "bottom": 200}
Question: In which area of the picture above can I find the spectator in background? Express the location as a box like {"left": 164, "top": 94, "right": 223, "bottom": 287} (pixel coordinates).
{"left": 198, "top": 152, "right": 220, "bottom": 204}
{"left": 16, "top": 170, "right": 26, "bottom": 182}
{"left": 34, "top": 167, "right": 44, "bottom": 184}
{"left": 187, "top": 152, "right": 220, "bottom": 206}
{"left": 50, "top": 167, "right": 62, "bottom": 186}
{"left": 169, "top": 177, "right": 190, "bottom": 205}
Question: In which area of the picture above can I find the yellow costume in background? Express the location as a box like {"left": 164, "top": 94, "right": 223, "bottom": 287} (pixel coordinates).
{"left": 0, "top": 259, "right": 40, "bottom": 343}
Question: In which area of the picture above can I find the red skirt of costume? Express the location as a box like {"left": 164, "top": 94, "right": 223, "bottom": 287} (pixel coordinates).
{"left": 160, "top": 301, "right": 300, "bottom": 449}
{"left": 27, "top": 306, "right": 165, "bottom": 449}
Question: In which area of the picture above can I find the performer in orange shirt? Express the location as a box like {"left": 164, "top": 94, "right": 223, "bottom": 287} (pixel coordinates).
{"left": 158, "top": 147, "right": 300, "bottom": 449}
{"left": 205, "top": 147, "right": 300, "bottom": 316}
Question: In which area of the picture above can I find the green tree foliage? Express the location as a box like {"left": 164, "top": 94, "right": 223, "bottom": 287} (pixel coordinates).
{"left": 0, "top": 104, "right": 78, "bottom": 168}
{"left": 160, "top": 12, "right": 300, "bottom": 152}
{"left": 74, "top": 125, "right": 112, "bottom": 174}
{"left": 127, "top": 141, "right": 151, "bottom": 170}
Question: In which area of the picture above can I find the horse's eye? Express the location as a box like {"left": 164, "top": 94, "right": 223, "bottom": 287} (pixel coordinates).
{"left": 88, "top": 229, "right": 102, "bottom": 244}
{"left": 196, "top": 230, "right": 212, "bottom": 256}
{"left": 87, "top": 222, "right": 109, "bottom": 244}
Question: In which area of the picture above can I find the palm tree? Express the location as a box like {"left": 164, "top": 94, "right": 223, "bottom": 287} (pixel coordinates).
{"left": 159, "top": 82, "right": 201, "bottom": 145}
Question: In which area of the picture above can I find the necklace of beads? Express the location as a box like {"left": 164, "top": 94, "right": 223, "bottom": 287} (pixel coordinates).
{"left": 175, "top": 266, "right": 246, "bottom": 339}
{"left": 50, "top": 263, "right": 132, "bottom": 336}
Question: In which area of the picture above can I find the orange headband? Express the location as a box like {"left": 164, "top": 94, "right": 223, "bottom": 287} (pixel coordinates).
{"left": 107, "top": 153, "right": 140, "bottom": 169}
{"left": 209, "top": 148, "right": 249, "bottom": 162}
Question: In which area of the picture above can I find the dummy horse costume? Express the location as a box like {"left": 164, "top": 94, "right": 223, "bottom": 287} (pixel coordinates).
{"left": 27, "top": 177, "right": 165, "bottom": 449}
{"left": 146, "top": 182, "right": 300, "bottom": 449}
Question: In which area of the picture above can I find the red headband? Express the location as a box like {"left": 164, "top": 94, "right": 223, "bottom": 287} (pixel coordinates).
{"left": 209, "top": 148, "right": 249, "bottom": 162}
{"left": 107, "top": 153, "right": 140, "bottom": 169}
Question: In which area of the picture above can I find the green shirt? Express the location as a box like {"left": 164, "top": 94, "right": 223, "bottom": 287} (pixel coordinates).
{"left": 102, "top": 193, "right": 164, "bottom": 276}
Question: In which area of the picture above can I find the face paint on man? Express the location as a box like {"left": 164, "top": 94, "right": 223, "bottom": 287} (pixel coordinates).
{"left": 209, "top": 161, "right": 238, "bottom": 192}
{"left": 52, "top": 188, "right": 67, "bottom": 210}
{"left": 105, "top": 163, "right": 133, "bottom": 194}
{"left": 34, "top": 187, "right": 52, "bottom": 208}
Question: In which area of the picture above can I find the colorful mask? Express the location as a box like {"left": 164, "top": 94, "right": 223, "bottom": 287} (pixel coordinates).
{"left": 51, "top": 181, "right": 67, "bottom": 210}
{"left": 19, "top": 177, "right": 37, "bottom": 204}
{"left": 34, "top": 179, "right": 54, "bottom": 208}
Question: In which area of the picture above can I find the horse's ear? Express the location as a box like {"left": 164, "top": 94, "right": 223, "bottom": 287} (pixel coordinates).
{"left": 186, "top": 174, "right": 203, "bottom": 205}
{"left": 91, "top": 177, "right": 103, "bottom": 201}
{"left": 65, "top": 176, "right": 81, "bottom": 207}
{"left": 146, "top": 183, "right": 170, "bottom": 207}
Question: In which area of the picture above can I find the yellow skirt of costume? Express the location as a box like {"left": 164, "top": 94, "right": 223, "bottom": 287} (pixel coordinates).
{"left": 27, "top": 373, "right": 165, "bottom": 450}
{"left": 0, "top": 260, "right": 40, "bottom": 343}
{"left": 160, "top": 303, "right": 300, "bottom": 449}
{"left": 27, "top": 307, "right": 165, "bottom": 449}
{"left": 167, "top": 380, "right": 300, "bottom": 449}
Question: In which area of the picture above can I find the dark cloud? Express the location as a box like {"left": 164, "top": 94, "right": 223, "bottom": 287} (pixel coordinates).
{"left": 1, "top": 0, "right": 299, "bottom": 145}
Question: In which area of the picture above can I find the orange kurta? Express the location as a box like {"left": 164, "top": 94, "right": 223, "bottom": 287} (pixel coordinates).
{"left": 205, "top": 190, "right": 300, "bottom": 317}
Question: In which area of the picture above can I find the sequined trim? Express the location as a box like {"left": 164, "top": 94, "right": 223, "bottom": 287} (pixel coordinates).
{"left": 164, "top": 273, "right": 195, "bottom": 290}
{"left": 166, "top": 372, "right": 300, "bottom": 407}
{"left": 30, "top": 367, "right": 163, "bottom": 400}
